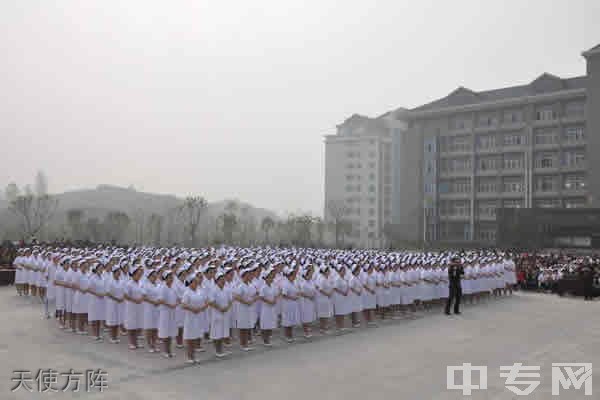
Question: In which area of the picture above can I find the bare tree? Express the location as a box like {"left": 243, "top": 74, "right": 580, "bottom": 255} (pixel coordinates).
{"left": 131, "top": 208, "right": 146, "bottom": 244}
{"left": 103, "top": 211, "right": 130, "bottom": 244}
{"left": 261, "top": 216, "right": 275, "bottom": 244}
{"left": 5, "top": 183, "right": 19, "bottom": 203}
{"left": 146, "top": 213, "right": 163, "bottom": 246}
{"left": 66, "top": 209, "right": 85, "bottom": 239}
{"left": 35, "top": 170, "right": 48, "bottom": 197}
{"left": 9, "top": 193, "right": 59, "bottom": 239}
{"left": 86, "top": 218, "right": 102, "bottom": 242}
{"left": 326, "top": 199, "right": 351, "bottom": 248}
{"left": 180, "top": 196, "right": 208, "bottom": 246}
{"left": 314, "top": 216, "right": 325, "bottom": 247}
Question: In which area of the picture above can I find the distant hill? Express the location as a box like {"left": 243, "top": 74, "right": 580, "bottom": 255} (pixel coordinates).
{"left": 0, "top": 184, "right": 279, "bottom": 242}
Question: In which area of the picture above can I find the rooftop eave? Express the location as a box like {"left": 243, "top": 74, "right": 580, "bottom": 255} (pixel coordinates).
{"left": 582, "top": 47, "right": 600, "bottom": 59}
{"left": 407, "top": 88, "right": 586, "bottom": 120}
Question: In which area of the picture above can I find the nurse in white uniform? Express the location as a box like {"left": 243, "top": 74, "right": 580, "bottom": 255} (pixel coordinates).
{"left": 124, "top": 266, "right": 144, "bottom": 350}
{"left": 349, "top": 265, "right": 363, "bottom": 328}
{"left": 333, "top": 266, "right": 351, "bottom": 331}
{"left": 209, "top": 270, "right": 233, "bottom": 358}
{"left": 105, "top": 266, "right": 125, "bottom": 344}
{"left": 315, "top": 266, "right": 334, "bottom": 333}
{"left": 280, "top": 267, "right": 301, "bottom": 342}
{"left": 158, "top": 271, "right": 178, "bottom": 358}
{"left": 299, "top": 265, "right": 317, "bottom": 338}
{"left": 258, "top": 268, "right": 278, "bottom": 346}
{"left": 181, "top": 273, "right": 209, "bottom": 363}
{"left": 233, "top": 268, "right": 257, "bottom": 351}
{"left": 87, "top": 263, "right": 105, "bottom": 341}
{"left": 142, "top": 269, "right": 161, "bottom": 353}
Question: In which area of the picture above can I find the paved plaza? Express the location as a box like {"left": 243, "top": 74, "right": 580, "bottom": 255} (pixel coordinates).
{"left": 0, "top": 287, "right": 598, "bottom": 399}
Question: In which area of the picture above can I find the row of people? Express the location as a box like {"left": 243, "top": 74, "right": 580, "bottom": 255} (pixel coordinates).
{"left": 14, "top": 246, "right": 517, "bottom": 361}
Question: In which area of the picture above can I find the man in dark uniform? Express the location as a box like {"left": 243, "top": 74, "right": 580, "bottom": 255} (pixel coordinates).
{"left": 445, "top": 256, "right": 464, "bottom": 315}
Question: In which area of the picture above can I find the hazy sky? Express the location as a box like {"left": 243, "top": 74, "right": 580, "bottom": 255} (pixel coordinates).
{"left": 1, "top": 1, "right": 599, "bottom": 215}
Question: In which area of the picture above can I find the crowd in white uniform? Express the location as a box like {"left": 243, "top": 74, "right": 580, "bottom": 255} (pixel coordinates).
{"left": 13, "top": 246, "right": 517, "bottom": 361}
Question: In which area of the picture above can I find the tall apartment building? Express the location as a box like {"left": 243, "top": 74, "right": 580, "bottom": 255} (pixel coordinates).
{"left": 324, "top": 110, "right": 407, "bottom": 248}
{"left": 391, "top": 43, "right": 600, "bottom": 244}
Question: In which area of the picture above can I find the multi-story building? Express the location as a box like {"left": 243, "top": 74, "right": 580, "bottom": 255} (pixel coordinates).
{"left": 324, "top": 110, "right": 407, "bottom": 248}
{"left": 390, "top": 43, "right": 600, "bottom": 244}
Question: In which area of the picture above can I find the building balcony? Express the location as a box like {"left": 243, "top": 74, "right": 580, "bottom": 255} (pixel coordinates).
{"left": 533, "top": 190, "right": 561, "bottom": 198}
{"left": 561, "top": 164, "right": 587, "bottom": 173}
{"left": 476, "top": 214, "right": 497, "bottom": 222}
{"left": 533, "top": 143, "right": 560, "bottom": 151}
{"left": 439, "top": 170, "right": 472, "bottom": 178}
{"left": 562, "top": 140, "right": 586, "bottom": 149}
{"left": 499, "top": 192, "right": 525, "bottom": 199}
{"left": 502, "top": 144, "right": 529, "bottom": 153}
{"left": 439, "top": 150, "right": 473, "bottom": 158}
{"left": 533, "top": 119, "right": 560, "bottom": 128}
{"left": 446, "top": 127, "right": 472, "bottom": 136}
{"left": 439, "top": 192, "right": 471, "bottom": 199}
{"left": 561, "top": 115, "right": 586, "bottom": 124}
{"left": 475, "top": 192, "right": 501, "bottom": 199}
{"left": 475, "top": 147, "right": 501, "bottom": 155}
{"left": 499, "top": 168, "right": 525, "bottom": 176}
{"left": 562, "top": 188, "right": 587, "bottom": 197}
{"left": 439, "top": 215, "right": 471, "bottom": 222}
{"left": 499, "top": 121, "right": 526, "bottom": 131}
{"left": 475, "top": 169, "right": 500, "bottom": 177}
{"left": 474, "top": 125, "right": 499, "bottom": 134}
{"left": 534, "top": 166, "right": 559, "bottom": 174}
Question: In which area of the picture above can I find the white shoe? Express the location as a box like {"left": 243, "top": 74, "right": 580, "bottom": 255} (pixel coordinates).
{"left": 185, "top": 358, "right": 195, "bottom": 364}
{"left": 241, "top": 346, "right": 255, "bottom": 352}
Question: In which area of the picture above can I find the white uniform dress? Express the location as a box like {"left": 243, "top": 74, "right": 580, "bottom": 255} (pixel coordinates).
{"left": 333, "top": 274, "right": 351, "bottom": 315}
{"left": 234, "top": 281, "right": 257, "bottom": 329}
{"left": 361, "top": 271, "right": 377, "bottom": 309}
{"left": 73, "top": 272, "right": 90, "bottom": 314}
{"left": 87, "top": 274, "right": 105, "bottom": 322}
{"left": 142, "top": 281, "right": 160, "bottom": 330}
{"left": 182, "top": 287, "right": 209, "bottom": 340}
{"left": 158, "top": 284, "right": 178, "bottom": 339}
{"left": 105, "top": 278, "right": 125, "bottom": 327}
{"left": 348, "top": 275, "right": 363, "bottom": 313}
{"left": 209, "top": 286, "right": 232, "bottom": 340}
{"left": 124, "top": 280, "right": 144, "bottom": 330}
{"left": 259, "top": 283, "right": 278, "bottom": 330}
{"left": 299, "top": 277, "right": 317, "bottom": 324}
{"left": 54, "top": 268, "right": 66, "bottom": 311}
{"left": 280, "top": 279, "right": 300, "bottom": 327}
{"left": 315, "top": 274, "right": 334, "bottom": 318}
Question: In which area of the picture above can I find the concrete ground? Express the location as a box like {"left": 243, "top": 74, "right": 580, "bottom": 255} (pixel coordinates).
{"left": 0, "top": 286, "right": 598, "bottom": 400}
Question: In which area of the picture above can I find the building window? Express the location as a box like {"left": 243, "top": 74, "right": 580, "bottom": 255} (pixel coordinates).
{"left": 536, "top": 107, "right": 557, "bottom": 121}
{"left": 503, "top": 199, "right": 524, "bottom": 208}
{"left": 477, "top": 178, "right": 498, "bottom": 193}
{"left": 565, "top": 198, "right": 586, "bottom": 209}
{"left": 369, "top": 197, "right": 375, "bottom": 204}
{"left": 564, "top": 126, "right": 585, "bottom": 143}
{"left": 477, "top": 134, "right": 497, "bottom": 150}
{"left": 504, "top": 110, "right": 522, "bottom": 123}
{"left": 502, "top": 178, "right": 524, "bottom": 193}
{"left": 369, "top": 173, "right": 375, "bottom": 180}
{"left": 563, "top": 174, "right": 586, "bottom": 191}
{"left": 369, "top": 208, "right": 375, "bottom": 216}
{"left": 368, "top": 220, "right": 376, "bottom": 228}
{"left": 503, "top": 154, "right": 524, "bottom": 170}
{"left": 368, "top": 162, "right": 375, "bottom": 169}
{"left": 535, "top": 176, "right": 557, "bottom": 192}
{"left": 477, "top": 201, "right": 497, "bottom": 218}
{"left": 535, "top": 130, "right": 559, "bottom": 145}
{"left": 562, "top": 151, "right": 585, "bottom": 168}
{"left": 477, "top": 156, "right": 499, "bottom": 171}
{"left": 535, "top": 152, "right": 557, "bottom": 169}
{"left": 440, "top": 200, "right": 470, "bottom": 217}
{"left": 565, "top": 102, "right": 585, "bottom": 118}
{"left": 368, "top": 185, "right": 375, "bottom": 193}
{"left": 535, "top": 199, "right": 561, "bottom": 208}
{"left": 441, "top": 157, "right": 471, "bottom": 173}
{"left": 504, "top": 133, "right": 525, "bottom": 146}
{"left": 478, "top": 114, "right": 498, "bottom": 127}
